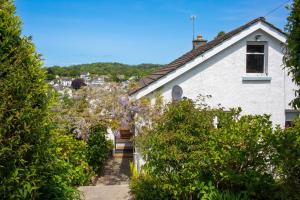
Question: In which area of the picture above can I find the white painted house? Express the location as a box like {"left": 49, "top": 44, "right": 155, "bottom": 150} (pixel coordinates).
{"left": 130, "top": 17, "right": 299, "bottom": 128}
{"left": 59, "top": 77, "right": 73, "bottom": 87}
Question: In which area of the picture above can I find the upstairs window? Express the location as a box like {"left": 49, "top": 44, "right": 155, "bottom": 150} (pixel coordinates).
{"left": 246, "top": 43, "right": 266, "bottom": 73}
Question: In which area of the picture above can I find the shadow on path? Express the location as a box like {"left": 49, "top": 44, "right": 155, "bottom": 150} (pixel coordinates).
{"left": 79, "top": 157, "right": 133, "bottom": 200}
{"left": 97, "top": 157, "right": 132, "bottom": 185}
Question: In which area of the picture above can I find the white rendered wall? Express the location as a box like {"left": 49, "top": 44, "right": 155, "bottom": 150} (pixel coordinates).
{"left": 147, "top": 30, "right": 296, "bottom": 127}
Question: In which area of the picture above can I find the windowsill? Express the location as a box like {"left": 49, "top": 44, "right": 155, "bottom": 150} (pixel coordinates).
{"left": 242, "top": 75, "right": 272, "bottom": 81}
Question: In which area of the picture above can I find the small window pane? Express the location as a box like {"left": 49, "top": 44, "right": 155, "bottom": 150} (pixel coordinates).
{"left": 246, "top": 54, "right": 264, "bottom": 73}
{"left": 247, "top": 45, "right": 264, "bottom": 53}
{"left": 286, "top": 112, "right": 299, "bottom": 121}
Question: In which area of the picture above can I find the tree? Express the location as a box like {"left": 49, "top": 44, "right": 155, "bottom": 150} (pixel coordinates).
{"left": 215, "top": 31, "right": 226, "bottom": 39}
{"left": 0, "top": 0, "right": 51, "bottom": 197}
{"left": 71, "top": 78, "right": 86, "bottom": 89}
{"left": 46, "top": 62, "right": 162, "bottom": 80}
{"left": 284, "top": 0, "right": 300, "bottom": 108}
{"left": 0, "top": 1, "right": 90, "bottom": 199}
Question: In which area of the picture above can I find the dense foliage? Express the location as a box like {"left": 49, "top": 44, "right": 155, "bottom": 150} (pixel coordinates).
{"left": 284, "top": 0, "right": 300, "bottom": 108}
{"left": 215, "top": 31, "right": 226, "bottom": 39}
{"left": 71, "top": 78, "right": 86, "bottom": 90}
{"left": 37, "top": 130, "right": 93, "bottom": 200}
{"left": 0, "top": 1, "right": 101, "bottom": 199}
{"left": 132, "top": 99, "right": 300, "bottom": 200}
{"left": 46, "top": 62, "right": 162, "bottom": 81}
{"left": 87, "top": 124, "right": 113, "bottom": 172}
{"left": 271, "top": 117, "right": 300, "bottom": 199}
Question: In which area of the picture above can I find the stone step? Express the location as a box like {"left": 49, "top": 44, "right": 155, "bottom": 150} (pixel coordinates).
{"left": 115, "top": 142, "right": 133, "bottom": 150}
{"left": 114, "top": 149, "right": 133, "bottom": 154}
{"left": 113, "top": 153, "right": 133, "bottom": 158}
{"left": 115, "top": 138, "right": 132, "bottom": 143}
{"left": 120, "top": 133, "right": 133, "bottom": 139}
{"left": 113, "top": 149, "right": 133, "bottom": 158}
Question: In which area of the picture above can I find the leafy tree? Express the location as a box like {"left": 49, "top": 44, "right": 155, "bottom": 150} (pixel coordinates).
{"left": 0, "top": 0, "right": 51, "bottom": 198}
{"left": 71, "top": 78, "right": 86, "bottom": 89}
{"left": 0, "top": 1, "right": 91, "bottom": 199}
{"left": 215, "top": 31, "right": 226, "bottom": 39}
{"left": 284, "top": 0, "right": 300, "bottom": 108}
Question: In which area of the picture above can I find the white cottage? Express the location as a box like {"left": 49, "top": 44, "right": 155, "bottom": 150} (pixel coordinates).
{"left": 130, "top": 17, "right": 299, "bottom": 128}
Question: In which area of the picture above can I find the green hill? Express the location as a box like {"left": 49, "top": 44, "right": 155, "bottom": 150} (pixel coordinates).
{"left": 46, "top": 62, "right": 163, "bottom": 81}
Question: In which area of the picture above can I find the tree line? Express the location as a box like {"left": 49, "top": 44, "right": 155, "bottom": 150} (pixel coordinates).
{"left": 46, "top": 62, "right": 162, "bottom": 81}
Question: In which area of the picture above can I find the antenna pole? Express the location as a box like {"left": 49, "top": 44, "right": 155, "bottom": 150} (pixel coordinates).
{"left": 190, "top": 15, "right": 196, "bottom": 40}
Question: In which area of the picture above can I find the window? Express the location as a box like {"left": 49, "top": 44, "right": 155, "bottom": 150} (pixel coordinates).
{"left": 285, "top": 110, "right": 300, "bottom": 128}
{"left": 246, "top": 43, "right": 266, "bottom": 73}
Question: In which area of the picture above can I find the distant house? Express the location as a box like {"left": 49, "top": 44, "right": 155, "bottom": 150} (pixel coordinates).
{"left": 59, "top": 77, "right": 73, "bottom": 87}
{"left": 130, "top": 17, "right": 299, "bottom": 128}
{"left": 80, "top": 72, "right": 90, "bottom": 81}
{"left": 89, "top": 76, "right": 105, "bottom": 86}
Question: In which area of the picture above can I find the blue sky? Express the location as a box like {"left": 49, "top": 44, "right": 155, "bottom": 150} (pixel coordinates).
{"left": 15, "top": 0, "right": 290, "bottom": 67}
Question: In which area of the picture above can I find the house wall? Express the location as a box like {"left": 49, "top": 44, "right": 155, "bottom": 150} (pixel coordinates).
{"left": 147, "top": 30, "right": 296, "bottom": 127}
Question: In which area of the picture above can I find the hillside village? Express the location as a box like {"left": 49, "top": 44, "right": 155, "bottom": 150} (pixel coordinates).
{"left": 48, "top": 72, "right": 134, "bottom": 97}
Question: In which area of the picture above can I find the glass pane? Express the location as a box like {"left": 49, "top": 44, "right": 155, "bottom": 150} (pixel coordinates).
{"left": 286, "top": 112, "right": 299, "bottom": 121}
{"left": 246, "top": 54, "right": 264, "bottom": 73}
{"left": 247, "top": 45, "right": 264, "bottom": 53}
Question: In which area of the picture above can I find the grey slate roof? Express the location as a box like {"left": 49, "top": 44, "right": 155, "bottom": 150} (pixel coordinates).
{"left": 129, "top": 17, "right": 285, "bottom": 96}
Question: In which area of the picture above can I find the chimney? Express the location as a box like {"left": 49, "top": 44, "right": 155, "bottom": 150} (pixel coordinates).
{"left": 193, "top": 34, "right": 207, "bottom": 49}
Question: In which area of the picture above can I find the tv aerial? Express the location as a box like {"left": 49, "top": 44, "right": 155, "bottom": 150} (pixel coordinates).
{"left": 190, "top": 15, "right": 196, "bottom": 40}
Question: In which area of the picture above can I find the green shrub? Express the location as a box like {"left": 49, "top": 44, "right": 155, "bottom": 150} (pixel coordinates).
{"left": 0, "top": 1, "right": 93, "bottom": 198}
{"left": 209, "top": 190, "right": 249, "bottom": 200}
{"left": 208, "top": 114, "right": 277, "bottom": 198}
{"left": 36, "top": 131, "right": 93, "bottom": 200}
{"left": 130, "top": 172, "right": 171, "bottom": 200}
{"left": 87, "top": 124, "right": 112, "bottom": 172}
{"left": 133, "top": 99, "right": 300, "bottom": 199}
{"left": 270, "top": 117, "right": 300, "bottom": 200}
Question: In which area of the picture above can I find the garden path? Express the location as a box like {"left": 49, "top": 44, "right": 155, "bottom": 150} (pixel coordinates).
{"left": 78, "top": 157, "right": 133, "bottom": 200}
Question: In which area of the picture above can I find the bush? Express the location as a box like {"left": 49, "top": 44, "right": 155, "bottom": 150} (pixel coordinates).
{"left": 208, "top": 114, "right": 277, "bottom": 198}
{"left": 270, "top": 117, "right": 300, "bottom": 199}
{"left": 130, "top": 172, "right": 171, "bottom": 200}
{"left": 133, "top": 98, "right": 300, "bottom": 199}
{"left": 0, "top": 1, "right": 94, "bottom": 198}
{"left": 36, "top": 131, "right": 93, "bottom": 200}
{"left": 87, "top": 124, "right": 112, "bottom": 172}
{"left": 209, "top": 190, "right": 249, "bottom": 200}
{"left": 130, "top": 173, "right": 249, "bottom": 200}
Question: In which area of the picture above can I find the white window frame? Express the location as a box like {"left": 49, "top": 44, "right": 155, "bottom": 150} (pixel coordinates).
{"left": 246, "top": 41, "right": 268, "bottom": 76}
